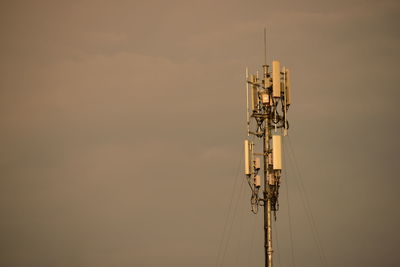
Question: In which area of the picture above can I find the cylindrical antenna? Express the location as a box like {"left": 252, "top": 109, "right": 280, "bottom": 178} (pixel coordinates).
{"left": 283, "top": 67, "right": 288, "bottom": 136}
{"left": 264, "top": 27, "right": 267, "bottom": 65}
{"left": 246, "top": 68, "right": 250, "bottom": 136}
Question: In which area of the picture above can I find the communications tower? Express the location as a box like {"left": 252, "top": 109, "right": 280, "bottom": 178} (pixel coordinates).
{"left": 244, "top": 51, "right": 292, "bottom": 267}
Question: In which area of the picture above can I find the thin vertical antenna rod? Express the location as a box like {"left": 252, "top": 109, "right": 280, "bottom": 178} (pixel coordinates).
{"left": 264, "top": 27, "right": 267, "bottom": 65}
{"left": 246, "top": 68, "right": 250, "bottom": 136}
{"left": 283, "top": 67, "right": 288, "bottom": 136}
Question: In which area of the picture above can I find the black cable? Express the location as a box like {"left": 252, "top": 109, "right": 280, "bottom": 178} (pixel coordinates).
{"left": 214, "top": 151, "right": 243, "bottom": 267}
{"left": 286, "top": 137, "right": 329, "bottom": 267}
{"left": 283, "top": 145, "right": 296, "bottom": 267}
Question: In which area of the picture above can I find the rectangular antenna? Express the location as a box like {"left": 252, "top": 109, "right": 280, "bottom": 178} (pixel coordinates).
{"left": 251, "top": 75, "right": 258, "bottom": 111}
{"left": 244, "top": 140, "right": 251, "bottom": 175}
{"left": 272, "top": 61, "right": 281, "bottom": 97}
{"left": 272, "top": 135, "right": 282, "bottom": 170}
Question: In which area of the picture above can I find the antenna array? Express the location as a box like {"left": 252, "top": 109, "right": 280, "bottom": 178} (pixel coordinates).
{"left": 244, "top": 59, "right": 292, "bottom": 267}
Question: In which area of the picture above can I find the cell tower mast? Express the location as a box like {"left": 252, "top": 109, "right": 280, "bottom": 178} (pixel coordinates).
{"left": 244, "top": 32, "right": 292, "bottom": 267}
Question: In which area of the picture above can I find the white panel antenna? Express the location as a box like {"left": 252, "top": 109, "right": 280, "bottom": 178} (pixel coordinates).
{"left": 244, "top": 140, "right": 252, "bottom": 175}
{"left": 272, "top": 60, "right": 281, "bottom": 98}
{"left": 272, "top": 135, "right": 282, "bottom": 170}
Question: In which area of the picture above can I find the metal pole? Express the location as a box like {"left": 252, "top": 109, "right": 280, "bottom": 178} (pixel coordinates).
{"left": 263, "top": 116, "right": 273, "bottom": 267}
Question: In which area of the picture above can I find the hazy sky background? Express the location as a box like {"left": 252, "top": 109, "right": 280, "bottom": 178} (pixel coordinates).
{"left": 1, "top": 1, "right": 399, "bottom": 266}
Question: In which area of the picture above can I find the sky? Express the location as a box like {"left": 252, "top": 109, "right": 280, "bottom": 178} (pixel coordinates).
{"left": 0, "top": 0, "right": 399, "bottom": 266}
